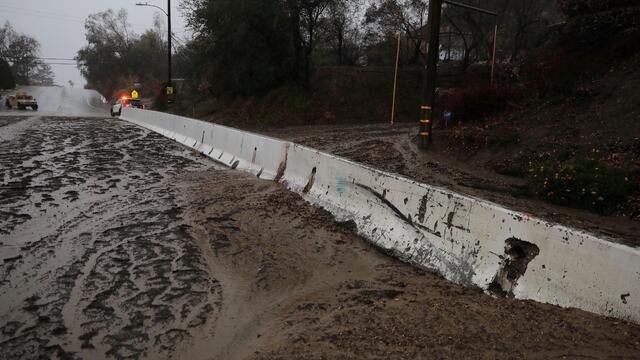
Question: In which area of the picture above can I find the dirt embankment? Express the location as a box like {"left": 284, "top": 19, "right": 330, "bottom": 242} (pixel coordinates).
{"left": 2, "top": 117, "right": 639, "bottom": 359}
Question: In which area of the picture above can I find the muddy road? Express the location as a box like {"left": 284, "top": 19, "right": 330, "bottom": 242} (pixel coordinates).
{"left": 0, "top": 114, "right": 639, "bottom": 359}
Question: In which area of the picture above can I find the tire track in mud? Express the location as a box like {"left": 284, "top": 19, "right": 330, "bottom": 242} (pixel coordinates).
{"left": 0, "top": 117, "right": 222, "bottom": 359}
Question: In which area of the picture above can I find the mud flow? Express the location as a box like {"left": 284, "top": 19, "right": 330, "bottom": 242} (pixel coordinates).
{"left": 1, "top": 117, "right": 639, "bottom": 359}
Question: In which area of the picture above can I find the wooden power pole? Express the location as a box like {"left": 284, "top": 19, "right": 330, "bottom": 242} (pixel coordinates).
{"left": 418, "top": 0, "right": 443, "bottom": 149}
{"left": 418, "top": 0, "right": 498, "bottom": 149}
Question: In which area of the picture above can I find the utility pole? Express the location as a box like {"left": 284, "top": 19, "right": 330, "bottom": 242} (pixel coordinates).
{"left": 418, "top": 0, "right": 442, "bottom": 149}
{"left": 418, "top": 0, "right": 498, "bottom": 149}
{"left": 167, "top": 0, "right": 172, "bottom": 95}
{"left": 136, "top": 1, "right": 173, "bottom": 102}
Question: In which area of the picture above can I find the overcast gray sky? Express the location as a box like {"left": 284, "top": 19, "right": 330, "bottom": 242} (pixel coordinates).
{"left": 0, "top": 0, "right": 189, "bottom": 87}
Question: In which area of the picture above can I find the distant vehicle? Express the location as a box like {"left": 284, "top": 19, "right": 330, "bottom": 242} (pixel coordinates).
{"left": 110, "top": 97, "right": 144, "bottom": 116}
{"left": 5, "top": 92, "right": 38, "bottom": 110}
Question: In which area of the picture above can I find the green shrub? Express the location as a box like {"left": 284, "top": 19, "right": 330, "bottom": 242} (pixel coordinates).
{"left": 528, "top": 158, "right": 637, "bottom": 214}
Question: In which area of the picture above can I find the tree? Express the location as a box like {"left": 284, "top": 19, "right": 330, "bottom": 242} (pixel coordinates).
{"left": 364, "top": 0, "right": 429, "bottom": 65}
{"left": 442, "top": 0, "right": 561, "bottom": 66}
{"left": 505, "top": 0, "right": 560, "bottom": 60}
{"left": 76, "top": 9, "right": 132, "bottom": 96}
{"left": 30, "top": 62, "right": 55, "bottom": 86}
{"left": 182, "top": 0, "right": 297, "bottom": 95}
{"left": 76, "top": 9, "right": 167, "bottom": 98}
{"left": 298, "top": 0, "right": 333, "bottom": 85}
{"left": 0, "top": 21, "right": 51, "bottom": 85}
{"left": 0, "top": 58, "right": 15, "bottom": 89}
{"left": 325, "top": 0, "right": 363, "bottom": 65}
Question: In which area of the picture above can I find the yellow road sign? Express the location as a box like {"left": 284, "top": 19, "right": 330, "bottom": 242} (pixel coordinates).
{"left": 131, "top": 90, "right": 139, "bottom": 99}
{"left": 166, "top": 86, "right": 174, "bottom": 95}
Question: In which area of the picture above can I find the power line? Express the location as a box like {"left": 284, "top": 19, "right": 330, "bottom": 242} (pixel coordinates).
{"left": 0, "top": 4, "right": 85, "bottom": 19}
{"left": 0, "top": 5, "right": 86, "bottom": 23}
{"left": 0, "top": 4, "right": 187, "bottom": 32}
{"left": 39, "top": 57, "right": 76, "bottom": 61}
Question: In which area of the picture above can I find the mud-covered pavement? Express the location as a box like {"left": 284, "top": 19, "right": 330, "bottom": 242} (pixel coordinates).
{"left": 1, "top": 116, "right": 639, "bottom": 359}
{"left": 1, "top": 116, "right": 221, "bottom": 358}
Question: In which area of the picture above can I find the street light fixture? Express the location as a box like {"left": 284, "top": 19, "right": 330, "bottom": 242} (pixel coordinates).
{"left": 135, "top": 1, "right": 173, "bottom": 102}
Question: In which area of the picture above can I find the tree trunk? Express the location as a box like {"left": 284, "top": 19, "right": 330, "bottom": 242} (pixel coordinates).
{"left": 304, "top": 24, "right": 314, "bottom": 87}
{"left": 337, "top": 30, "right": 343, "bottom": 65}
{"left": 411, "top": 39, "right": 422, "bottom": 65}
{"left": 287, "top": 1, "right": 303, "bottom": 83}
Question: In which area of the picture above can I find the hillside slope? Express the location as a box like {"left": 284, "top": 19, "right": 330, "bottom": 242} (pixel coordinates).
{"left": 191, "top": 3, "right": 640, "bottom": 245}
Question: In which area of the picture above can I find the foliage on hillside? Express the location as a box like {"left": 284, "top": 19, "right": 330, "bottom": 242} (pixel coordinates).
{"left": 444, "top": 1, "right": 640, "bottom": 216}
{"left": 0, "top": 22, "right": 55, "bottom": 86}
{"left": 76, "top": 10, "right": 167, "bottom": 99}
{"left": 0, "top": 58, "right": 15, "bottom": 89}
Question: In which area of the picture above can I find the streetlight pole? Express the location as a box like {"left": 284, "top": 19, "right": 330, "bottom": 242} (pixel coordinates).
{"left": 167, "top": 0, "right": 171, "bottom": 92}
{"left": 135, "top": 1, "right": 172, "bottom": 101}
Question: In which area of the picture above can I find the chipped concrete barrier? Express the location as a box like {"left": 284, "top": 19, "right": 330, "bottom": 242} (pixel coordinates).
{"left": 120, "top": 108, "right": 640, "bottom": 323}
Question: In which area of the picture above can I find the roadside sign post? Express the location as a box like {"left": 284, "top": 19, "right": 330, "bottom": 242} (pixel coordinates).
{"left": 166, "top": 83, "right": 174, "bottom": 104}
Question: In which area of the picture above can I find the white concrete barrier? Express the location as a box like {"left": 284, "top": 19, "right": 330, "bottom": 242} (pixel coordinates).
{"left": 119, "top": 108, "right": 640, "bottom": 323}
{"left": 120, "top": 109, "right": 288, "bottom": 180}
